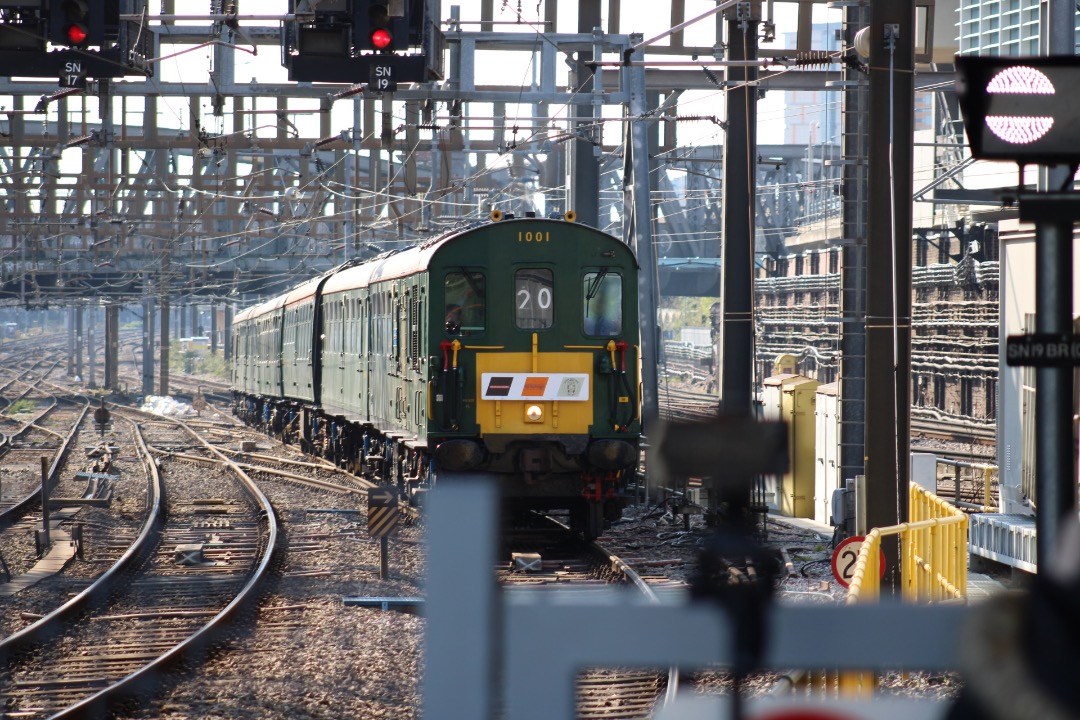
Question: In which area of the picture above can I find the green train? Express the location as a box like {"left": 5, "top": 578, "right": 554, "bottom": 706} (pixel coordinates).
{"left": 232, "top": 214, "right": 641, "bottom": 538}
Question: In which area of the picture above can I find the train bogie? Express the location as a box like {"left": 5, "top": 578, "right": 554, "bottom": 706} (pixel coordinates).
{"left": 232, "top": 216, "right": 641, "bottom": 539}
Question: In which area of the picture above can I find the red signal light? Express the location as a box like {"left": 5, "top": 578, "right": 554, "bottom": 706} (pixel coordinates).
{"left": 65, "top": 23, "right": 88, "bottom": 46}
{"left": 371, "top": 28, "right": 392, "bottom": 50}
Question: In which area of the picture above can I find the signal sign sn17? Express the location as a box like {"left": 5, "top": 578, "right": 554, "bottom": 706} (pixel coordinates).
{"left": 61, "top": 60, "right": 87, "bottom": 89}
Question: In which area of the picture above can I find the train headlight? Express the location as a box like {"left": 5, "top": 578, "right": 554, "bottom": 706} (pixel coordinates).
{"left": 524, "top": 404, "right": 544, "bottom": 423}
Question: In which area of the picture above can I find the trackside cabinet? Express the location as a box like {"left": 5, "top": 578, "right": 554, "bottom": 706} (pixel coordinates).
{"left": 814, "top": 381, "right": 840, "bottom": 525}
{"left": 763, "top": 374, "right": 820, "bottom": 518}
{"left": 761, "top": 374, "right": 799, "bottom": 512}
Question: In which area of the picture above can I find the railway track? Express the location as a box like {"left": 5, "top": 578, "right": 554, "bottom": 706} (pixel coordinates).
{"left": 0, "top": 409, "right": 278, "bottom": 719}
{"left": 148, "top": 418, "right": 423, "bottom": 525}
{"left": 0, "top": 338, "right": 995, "bottom": 716}
{"left": 500, "top": 519, "right": 684, "bottom": 720}
{"left": 910, "top": 413, "right": 995, "bottom": 462}
{"left": 116, "top": 336, "right": 233, "bottom": 407}
{"left": 0, "top": 392, "right": 89, "bottom": 524}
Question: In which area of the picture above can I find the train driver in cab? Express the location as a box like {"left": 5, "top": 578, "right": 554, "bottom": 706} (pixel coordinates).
{"left": 583, "top": 270, "right": 623, "bottom": 336}
{"left": 444, "top": 270, "right": 486, "bottom": 337}
{"left": 445, "top": 304, "right": 462, "bottom": 335}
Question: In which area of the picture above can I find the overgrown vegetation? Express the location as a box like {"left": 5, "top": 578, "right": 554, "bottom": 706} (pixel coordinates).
{"left": 6, "top": 399, "right": 34, "bottom": 414}
{"left": 168, "top": 345, "right": 230, "bottom": 381}
{"left": 659, "top": 296, "right": 718, "bottom": 336}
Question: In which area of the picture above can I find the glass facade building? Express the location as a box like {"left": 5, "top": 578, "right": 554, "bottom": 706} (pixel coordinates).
{"left": 957, "top": 0, "right": 1079, "bottom": 55}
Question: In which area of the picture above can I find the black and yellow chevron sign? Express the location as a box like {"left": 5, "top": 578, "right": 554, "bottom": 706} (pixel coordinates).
{"left": 368, "top": 488, "right": 399, "bottom": 539}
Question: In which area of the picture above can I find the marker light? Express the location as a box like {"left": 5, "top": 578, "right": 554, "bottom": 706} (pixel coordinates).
{"left": 371, "top": 28, "right": 392, "bottom": 50}
{"left": 65, "top": 23, "right": 88, "bottom": 46}
{"left": 525, "top": 404, "right": 544, "bottom": 423}
{"left": 986, "top": 116, "right": 1054, "bottom": 145}
{"left": 65, "top": 24, "right": 87, "bottom": 45}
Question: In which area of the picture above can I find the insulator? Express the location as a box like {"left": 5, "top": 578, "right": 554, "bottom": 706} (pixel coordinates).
{"left": 793, "top": 51, "right": 833, "bottom": 69}
{"left": 701, "top": 66, "right": 721, "bottom": 88}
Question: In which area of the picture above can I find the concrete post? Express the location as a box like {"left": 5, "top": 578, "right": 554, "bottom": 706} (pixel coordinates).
{"left": 210, "top": 301, "right": 218, "bottom": 355}
{"left": 104, "top": 304, "right": 119, "bottom": 390}
{"left": 67, "top": 307, "right": 75, "bottom": 377}
{"left": 224, "top": 302, "right": 234, "bottom": 362}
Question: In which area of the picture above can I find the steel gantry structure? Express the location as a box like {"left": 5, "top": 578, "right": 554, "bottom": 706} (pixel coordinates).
{"left": 2, "top": 0, "right": 936, "bottom": 308}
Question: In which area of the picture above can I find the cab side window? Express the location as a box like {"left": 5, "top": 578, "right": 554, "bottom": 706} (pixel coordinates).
{"left": 515, "top": 268, "right": 553, "bottom": 329}
{"left": 444, "top": 271, "right": 486, "bottom": 336}
{"left": 583, "top": 270, "right": 622, "bottom": 336}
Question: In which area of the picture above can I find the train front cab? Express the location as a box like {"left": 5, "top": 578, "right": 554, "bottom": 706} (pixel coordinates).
{"left": 429, "top": 218, "right": 640, "bottom": 537}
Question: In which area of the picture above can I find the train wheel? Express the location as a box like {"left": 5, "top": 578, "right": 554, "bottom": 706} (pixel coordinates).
{"left": 586, "top": 502, "right": 604, "bottom": 541}
{"left": 603, "top": 499, "right": 623, "bottom": 523}
{"left": 571, "top": 501, "right": 604, "bottom": 542}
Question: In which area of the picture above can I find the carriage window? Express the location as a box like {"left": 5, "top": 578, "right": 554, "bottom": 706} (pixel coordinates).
{"left": 583, "top": 270, "right": 623, "bottom": 336}
{"left": 515, "top": 268, "right": 553, "bottom": 329}
{"left": 444, "top": 271, "right": 486, "bottom": 336}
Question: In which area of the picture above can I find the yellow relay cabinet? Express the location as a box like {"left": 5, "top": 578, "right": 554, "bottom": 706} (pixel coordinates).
{"left": 762, "top": 374, "right": 820, "bottom": 518}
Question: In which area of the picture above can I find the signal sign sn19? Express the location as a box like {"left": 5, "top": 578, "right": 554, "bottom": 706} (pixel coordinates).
{"left": 370, "top": 62, "right": 396, "bottom": 92}
{"left": 1006, "top": 333, "right": 1080, "bottom": 367}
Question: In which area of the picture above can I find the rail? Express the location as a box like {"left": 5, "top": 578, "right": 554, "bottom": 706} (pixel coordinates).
{"left": 0, "top": 413, "right": 162, "bottom": 664}
{"left": 0, "top": 400, "right": 90, "bottom": 531}
{"left": 51, "top": 410, "right": 279, "bottom": 718}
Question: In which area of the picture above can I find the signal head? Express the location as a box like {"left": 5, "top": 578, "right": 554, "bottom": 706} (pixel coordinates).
{"left": 51, "top": 0, "right": 91, "bottom": 48}
{"left": 956, "top": 54, "right": 1080, "bottom": 164}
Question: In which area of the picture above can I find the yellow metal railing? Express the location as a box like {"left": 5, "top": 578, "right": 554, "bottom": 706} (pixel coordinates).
{"left": 837, "top": 483, "right": 968, "bottom": 695}
{"left": 846, "top": 483, "right": 968, "bottom": 604}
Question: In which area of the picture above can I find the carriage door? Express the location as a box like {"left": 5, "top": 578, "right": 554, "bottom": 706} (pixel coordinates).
{"left": 395, "top": 285, "right": 408, "bottom": 421}
{"left": 364, "top": 296, "right": 373, "bottom": 422}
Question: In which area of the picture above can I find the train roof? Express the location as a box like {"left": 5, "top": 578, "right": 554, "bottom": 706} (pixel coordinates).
{"left": 233, "top": 304, "right": 258, "bottom": 323}
{"left": 322, "top": 241, "right": 445, "bottom": 295}
{"left": 237, "top": 293, "right": 288, "bottom": 322}
{"left": 283, "top": 275, "right": 323, "bottom": 308}
{"left": 234, "top": 218, "right": 633, "bottom": 315}
{"left": 321, "top": 218, "right": 631, "bottom": 295}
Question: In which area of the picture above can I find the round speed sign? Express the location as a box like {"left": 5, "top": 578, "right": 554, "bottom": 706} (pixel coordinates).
{"left": 830, "top": 536, "right": 885, "bottom": 588}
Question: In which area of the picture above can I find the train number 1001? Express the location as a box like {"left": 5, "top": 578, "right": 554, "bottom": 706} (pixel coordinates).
{"left": 518, "top": 230, "right": 551, "bottom": 242}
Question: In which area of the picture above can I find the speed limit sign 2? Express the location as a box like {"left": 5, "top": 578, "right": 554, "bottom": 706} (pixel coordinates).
{"left": 830, "top": 536, "right": 885, "bottom": 588}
